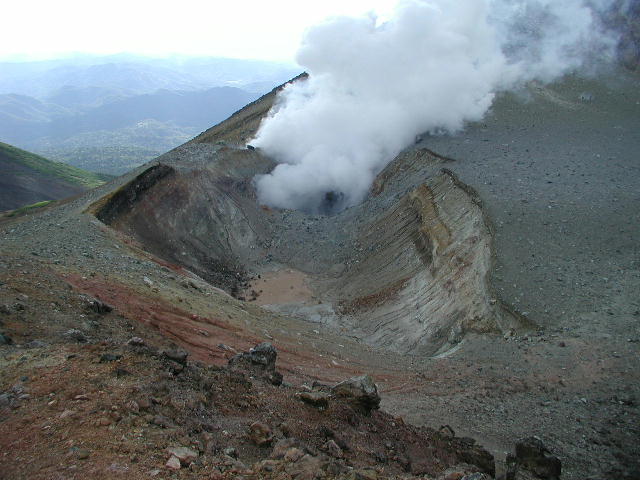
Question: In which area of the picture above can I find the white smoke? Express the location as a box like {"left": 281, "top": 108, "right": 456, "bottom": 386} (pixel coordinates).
{"left": 252, "top": 0, "right": 618, "bottom": 214}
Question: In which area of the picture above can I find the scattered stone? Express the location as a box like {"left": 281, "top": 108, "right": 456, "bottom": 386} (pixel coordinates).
{"left": 439, "top": 425, "right": 456, "bottom": 437}
{"left": 63, "top": 329, "right": 87, "bottom": 343}
{"left": 25, "top": 340, "right": 47, "bottom": 348}
{"left": 352, "top": 469, "right": 379, "bottom": 480}
{"left": 166, "top": 446, "right": 198, "bottom": 465}
{"left": 76, "top": 448, "right": 91, "bottom": 460}
{"left": 332, "top": 375, "right": 380, "bottom": 412}
{"left": 126, "top": 400, "right": 140, "bottom": 413}
{"left": 0, "top": 393, "right": 11, "bottom": 407}
{"left": 143, "top": 276, "right": 154, "bottom": 287}
{"left": 59, "top": 409, "right": 76, "bottom": 419}
{"left": 286, "top": 454, "right": 325, "bottom": 479}
{"left": 0, "top": 304, "right": 10, "bottom": 314}
{"left": 152, "top": 415, "right": 176, "bottom": 428}
{"left": 86, "top": 298, "right": 113, "bottom": 314}
{"left": 461, "top": 474, "right": 491, "bottom": 480}
{"left": 127, "top": 337, "right": 145, "bottom": 346}
{"left": 228, "top": 342, "right": 283, "bottom": 386}
{"left": 165, "top": 455, "right": 181, "bottom": 470}
{"left": 223, "top": 447, "right": 238, "bottom": 459}
{"left": 284, "top": 447, "right": 305, "bottom": 462}
{"left": 100, "top": 353, "right": 122, "bottom": 363}
{"left": 163, "top": 349, "right": 188, "bottom": 365}
{"left": 0, "top": 333, "right": 13, "bottom": 345}
{"left": 249, "top": 421, "right": 274, "bottom": 446}
{"left": 322, "top": 439, "right": 343, "bottom": 458}
{"left": 271, "top": 438, "right": 298, "bottom": 459}
{"left": 137, "top": 397, "right": 151, "bottom": 410}
{"left": 279, "top": 421, "right": 292, "bottom": 437}
{"left": 255, "top": 459, "right": 279, "bottom": 472}
{"left": 298, "top": 391, "right": 330, "bottom": 409}
{"left": 512, "top": 437, "right": 561, "bottom": 480}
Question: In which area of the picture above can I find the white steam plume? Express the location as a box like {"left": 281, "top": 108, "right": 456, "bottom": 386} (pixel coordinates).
{"left": 252, "top": 0, "right": 617, "bottom": 214}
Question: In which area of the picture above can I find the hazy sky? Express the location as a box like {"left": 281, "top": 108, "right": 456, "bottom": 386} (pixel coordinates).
{"left": 1, "top": 0, "right": 399, "bottom": 62}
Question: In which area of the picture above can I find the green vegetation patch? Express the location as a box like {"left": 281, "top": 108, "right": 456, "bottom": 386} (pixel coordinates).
{"left": 7, "top": 200, "right": 52, "bottom": 217}
{"left": 0, "top": 142, "right": 111, "bottom": 188}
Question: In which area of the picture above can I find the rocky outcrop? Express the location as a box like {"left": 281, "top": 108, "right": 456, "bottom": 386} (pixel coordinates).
{"left": 331, "top": 169, "right": 523, "bottom": 355}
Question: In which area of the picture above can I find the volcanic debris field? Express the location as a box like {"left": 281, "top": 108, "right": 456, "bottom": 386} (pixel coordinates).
{"left": 1, "top": 71, "right": 639, "bottom": 480}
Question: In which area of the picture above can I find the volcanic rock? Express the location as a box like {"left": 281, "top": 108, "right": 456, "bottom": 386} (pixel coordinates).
{"left": 249, "top": 421, "right": 274, "bottom": 446}
{"left": 99, "top": 353, "right": 122, "bottom": 363}
{"left": 298, "top": 391, "right": 330, "bottom": 409}
{"left": 162, "top": 349, "right": 188, "bottom": 364}
{"left": 271, "top": 438, "right": 299, "bottom": 459}
{"left": 63, "top": 329, "right": 87, "bottom": 343}
{"left": 509, "top": 437, "right": 561, "bottom": 480}
{"left": 228, "top": 342, "right": 283, "bottom": 385}
{"left": 331, "top": 375, "right": 380, "bottom": 412}
{"left": 322, "top": 439, "right": 343, "bottom": 458}
{"left": 85, "top": 298, "right": 113, "bottom": 314}
{"left": 165, "top": 455, "right": 181, "bottom": 470}
{"left": 166, "top": 446, "right": 198, "bottom": 465}
{"left": 127, "top": 337, "right": 145, "bottom": 346}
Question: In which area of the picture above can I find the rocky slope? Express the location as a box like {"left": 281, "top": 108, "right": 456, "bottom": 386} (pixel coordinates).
{"left": 1, "top": 70, "right": 639, "bottom": 479}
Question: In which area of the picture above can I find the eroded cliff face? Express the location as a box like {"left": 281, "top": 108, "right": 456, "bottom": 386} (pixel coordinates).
{"left": 329, "top": 170, "right": 520, "bottom": 355}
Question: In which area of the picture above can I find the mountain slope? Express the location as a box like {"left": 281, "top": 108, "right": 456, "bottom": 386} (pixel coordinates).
{"left": 0, "top": 142, "right": 111, "bottom": 210}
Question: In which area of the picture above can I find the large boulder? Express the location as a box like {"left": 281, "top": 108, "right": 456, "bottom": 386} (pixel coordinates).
{"left": 228, "top": 342, "right": 283, "bottom": 385}
{"left": 331, "top": 375, "right": 380, "bottom": 412}
{"left": 506, "top": 437, "right": 561, "bottom": 480}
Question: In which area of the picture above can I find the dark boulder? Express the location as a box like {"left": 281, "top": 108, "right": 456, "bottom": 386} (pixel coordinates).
{"left": 331, "top": 374, "right": 380, "bottom": 412}
{"left": 228, "top": 342, "right": 283, "bottom": 386}
{"left": 163, "top": 349, "right": 189, "bottom": 365}
{"left": 508, "top": 436, "right": 561, "bottom": 480}
{"left": 85, "top": 298, "right": 113, "bottom": 314}
{"left": 298, "top": 391, "right": 330, "bottom": 409}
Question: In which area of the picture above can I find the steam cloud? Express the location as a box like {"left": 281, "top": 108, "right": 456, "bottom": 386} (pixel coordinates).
{"left": 252, "top": 0, "right": 619, "bottom": 214}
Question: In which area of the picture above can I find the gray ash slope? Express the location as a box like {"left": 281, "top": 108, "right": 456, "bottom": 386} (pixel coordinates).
{"left": 418, "top": 71, "right": 640, "bottom": 336}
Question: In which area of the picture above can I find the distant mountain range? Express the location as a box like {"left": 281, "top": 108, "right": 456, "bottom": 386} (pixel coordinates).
{"left": 0, "top": 55, "right": 300, "bottom": 174}
{"left": 0, "top": 54, "right": 299, "bottom": 97}
{"left": 0, "top": 141, "right": 111, "bottom": 211}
